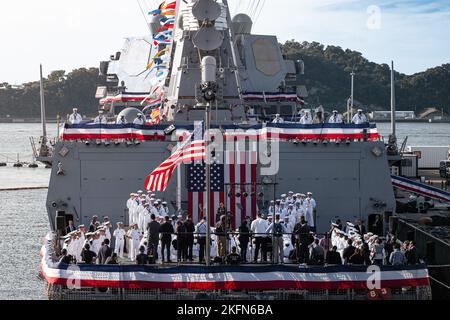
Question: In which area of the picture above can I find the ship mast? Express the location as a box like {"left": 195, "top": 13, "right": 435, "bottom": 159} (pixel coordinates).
{"left": 38, "top": 64, "right": 49, "bottom": 160}
{"left": 391, "top": 61, "right": 396, "bottom": 137}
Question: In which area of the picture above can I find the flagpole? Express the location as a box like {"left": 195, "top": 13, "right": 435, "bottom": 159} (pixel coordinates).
{"left": 205, "top": 101, "right": 211, "bottom": 266}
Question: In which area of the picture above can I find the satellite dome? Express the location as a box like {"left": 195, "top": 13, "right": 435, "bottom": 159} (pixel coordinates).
{"left": 232, "top": 14, "right": 253, "bottom": 34}
{"left": 117, "top": 107, "right": 142, "bottom": 124}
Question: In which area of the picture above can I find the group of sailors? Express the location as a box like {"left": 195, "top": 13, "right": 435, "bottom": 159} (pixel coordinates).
{"left": 323, "top": 220, "right": 419, "bottom": 266}
{"left": 58, "top": 187, "right": 418, "bottom": 267}
{"left": 69, "top": 108, "right": 368, "bottom": 128}
{"left": 272, "top": 109, "right": 368, "bottom": 125}
{"left": 267, "top": 191, "right": 317, "bottom": 229}
{"left": 68, "top": 108, "right": 147, "bottom": 126}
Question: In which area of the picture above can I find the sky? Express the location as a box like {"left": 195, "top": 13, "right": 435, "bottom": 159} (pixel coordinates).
{"left": 1, "top": 0, "right": 449, "bottom": 84}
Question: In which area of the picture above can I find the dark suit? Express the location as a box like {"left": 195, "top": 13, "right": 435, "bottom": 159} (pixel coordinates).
{"left": 216, "top": 207, "right": 226, "bottom": 224}
{"left": 349, "top": 253, "right": 365, "bottom": 265}
{"left": 355, "top": 224, "right": 366, "bottom": 235}
{"left": 294, "top": 223, "right": 311, "bottom": 263}
{"left": 97, "top": 245, "right": 112, "bottom": 264}
{"left": 81, "top": 249, "right": 97, "bottom": 264}
{"left": 238, "top": 225, "right": 250, "bottom": 262}
{"left": 65, "top": 225, "right": 76, "bottom": 235}
{"left": 184, "top": 220, "right": 195, "bottom": 260}
{"left": 159, "top": 222, "right": 174, "bottom": 262}
{"left": 326, "top": 251, "right": 342, "bottom": 265}
{"left": 406, "top": 247, "right": 418, "bottom": 265}
{"left": 136, "top": 253, "right": 148, "bottom": 265}
{"left": 147, "top": 220, "right": 161, "bottom": 260}
{"left": 176, "top": 223, "right": 187, "bottom": 261}
{"left": 343, "top": 246, "right": 356, "bottom": 264}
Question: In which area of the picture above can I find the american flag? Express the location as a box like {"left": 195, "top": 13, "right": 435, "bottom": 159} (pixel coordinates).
{"left": 187, "top": 148, "right": 258, "bottom": 228}
{"left": 187, "top": 161, "right": 225, "bottom": 226}
{"left": 145, "top": 122, "right": 205, "bottom": 192}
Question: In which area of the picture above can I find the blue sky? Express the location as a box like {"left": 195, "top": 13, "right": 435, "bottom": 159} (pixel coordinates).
{"left": 0, "top": 0, "right": 449, "bottom": 84}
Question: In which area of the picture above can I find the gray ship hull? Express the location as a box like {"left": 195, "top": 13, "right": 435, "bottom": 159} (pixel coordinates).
{"left": 46, "top": 140, "right": 395, "bottom": 232}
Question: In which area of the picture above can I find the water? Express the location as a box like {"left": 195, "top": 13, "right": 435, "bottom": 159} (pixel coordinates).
{"left": 0, "top": 122, "right": 449, "bottom": 300}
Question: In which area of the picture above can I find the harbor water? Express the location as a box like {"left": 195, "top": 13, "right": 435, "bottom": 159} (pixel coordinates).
{"left": 0, "top": 122, "right": 449, "bottom": 300}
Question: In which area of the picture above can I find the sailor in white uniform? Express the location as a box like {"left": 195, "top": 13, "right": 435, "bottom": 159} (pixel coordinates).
{"left": 272, "top": 114, "right": 284, "bottom": 124}
{"left": 69, "top": 108, "right": 83, "bottom": 124}
{"left": 279, "top": 201, "right": 288, "bottom": 219}
{"left": 294, "top": 201, "right": 304, "bottom": 224}
{"left": 283, "top": 215, "right": 294, "bottom": 235}
{"left": 126, "top": 224, "right": 142, "bottom": 261}
{"left": 113, "top": 222, "right": 126, "bottom": 259}
{"left": 146, "top": 192, "right": 156, "bottom": 204}
{"left": 328, "top": 110, "right": 344, "bottom": 124}
{"left": 274, "top": 200, "right": 281, "bottom": 214}
{"left": 352, "top": 109, "right": 368, "bottom": 125}
{"left": 104, "top": 221, "right": 112, "bottom": 241}
{"left": 142, "top": 204, "right": 152, "bottom": 231}
{"left": 304, "top": 192, "right": 317, "bottom": 228}
{"left": 286, "top": 191, "right": 295, "bottom": 205}
{"left": 127, "top": 193, "right": 136, "bottom": 226}
{"left": 300, "top": 111, "right": 313, "bottom": 125}
{"left": 286, "top": 203, "right": 295, "bottom": 222}
{"left": 160, "top": 201, "right": 170, "bottom": 217}
{"left": 268, "top": 200, "right": 276, "bottom": 216}
{"left": 116, "top": 114, "right": 127, "bottom": 125}
{"left": 133, "top": 113, "right": 145, "bottom": 125}
{"left": 137, "top": 200, "right": 147, "bottom": 232}
{"left": 94, "top": 110, "right": 107, "bottom": 124}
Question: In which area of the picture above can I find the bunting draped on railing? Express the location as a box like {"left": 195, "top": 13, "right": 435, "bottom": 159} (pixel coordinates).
{"left": 61, "top": 123, "right": 380, "bottom": 142}
{"left": 41, "top": 234, "right": 430, "bottom": 291}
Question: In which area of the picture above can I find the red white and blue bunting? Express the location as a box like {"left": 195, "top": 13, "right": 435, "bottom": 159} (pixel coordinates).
{"left": 40, "top": 235, "right": 429, "bottom": 290}
{"left": 61, "top": 123, "right": 380, "bottom": 142}
{"left": 392, "top": 175, "right": 450, "bottom": 203}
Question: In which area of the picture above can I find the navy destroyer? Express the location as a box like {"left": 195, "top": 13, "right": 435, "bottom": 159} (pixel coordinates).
{"left": 38, "top": 0, "right": 433, "bottom": 300}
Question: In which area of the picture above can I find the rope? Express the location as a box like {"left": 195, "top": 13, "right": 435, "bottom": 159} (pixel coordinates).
{"left": 429, "top": 275, "right": 450, "bottom": 290}
{"left": 0, "top": 187, "right": 48, "bottom": 192}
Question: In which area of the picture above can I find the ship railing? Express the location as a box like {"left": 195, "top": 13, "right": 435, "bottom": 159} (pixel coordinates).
{"left": 44, "top": 284, "right": 432, "bottom": 301}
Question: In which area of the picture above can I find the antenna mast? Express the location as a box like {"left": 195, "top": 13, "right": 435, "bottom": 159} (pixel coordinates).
{"left": 39, "top": 63, "right": 48, "bottom": 155}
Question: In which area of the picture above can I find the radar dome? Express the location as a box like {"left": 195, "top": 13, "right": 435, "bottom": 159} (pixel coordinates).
{"left": 117, "top": 107, "right": 142, "bottom": 124}
{"left": 232, "top": 14, "right": 253, "bottom": 34}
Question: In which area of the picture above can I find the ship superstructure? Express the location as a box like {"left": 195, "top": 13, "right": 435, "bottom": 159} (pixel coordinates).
{"left": 38, "top": 0, "right": 432, "bottom": 300}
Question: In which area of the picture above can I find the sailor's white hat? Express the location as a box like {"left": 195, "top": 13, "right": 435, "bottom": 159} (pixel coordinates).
{"left": 307, "top": 192, "right": 313, "bottom": 196}
{"left": 162, "top": 201, "right": 167, "bottom": 205}
{"left": 332, "top": 110, "right": 338, "bottom": 113}
{"left": 358, "top": 109, "right": 363, "bottom": 112}
{"left": 346, "top": 222, "right": 355, "bottom": 227}
{"left": 288, "top": 203, "right": 294, "bottom": 207}
{"left": 288, "top": 191, "right": 294, "bottom": 194}
{"left": 281, "top": 194, "right": 287, "bottom": 198}
{"left": 137, "top": 190, "right": 143, "bottom": 193}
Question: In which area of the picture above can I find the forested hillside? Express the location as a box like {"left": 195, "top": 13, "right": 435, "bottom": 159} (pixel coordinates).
{"left": 1, "top": 40, "right": 449, "bottom": 118}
